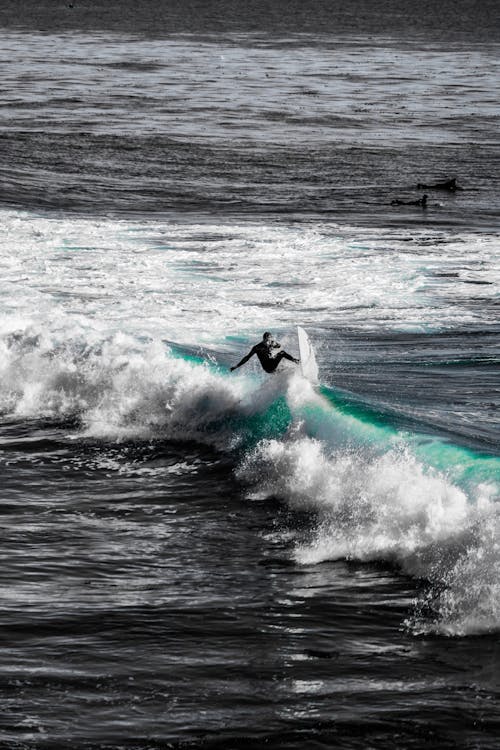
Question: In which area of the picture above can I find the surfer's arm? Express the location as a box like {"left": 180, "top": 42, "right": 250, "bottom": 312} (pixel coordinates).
{"left": 230, "top": 346, "right": 256, "bottom": 372}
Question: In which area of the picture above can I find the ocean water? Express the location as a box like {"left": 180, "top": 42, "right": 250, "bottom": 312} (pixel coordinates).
{"left": 0, "top": 2, "right": 499, "bottom": 748}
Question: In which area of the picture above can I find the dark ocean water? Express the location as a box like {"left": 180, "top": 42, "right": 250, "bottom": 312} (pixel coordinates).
{"left": 0, "top": 2, "right": 499, "bottom": 748}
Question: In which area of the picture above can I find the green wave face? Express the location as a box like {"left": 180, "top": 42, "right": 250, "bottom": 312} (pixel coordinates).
{"left": 225, "top": 395, "right": 293, "bottom": 449}
{"left": 295, "top": 384, "right": 500, "bottom": 491}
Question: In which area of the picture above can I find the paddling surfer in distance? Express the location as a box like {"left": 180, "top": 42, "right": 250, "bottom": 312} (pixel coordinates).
{"left": 417, "top": 177, "right": 462, "bottom": 192}
{"left": 230, "top": 332, "right": 299, "bottom": 373}
{"left": 391, "top": 194, "right": 428, "bottom": 208}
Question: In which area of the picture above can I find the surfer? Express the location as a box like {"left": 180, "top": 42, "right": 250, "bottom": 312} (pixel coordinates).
{"left": 391, "top": 194, "right": 428, "bottom": 208}
{"left": 230, "top": 332, "right": 299, "bottom": 374}
{"left": 416, "top": 177, "right": 462, "bottom": 191}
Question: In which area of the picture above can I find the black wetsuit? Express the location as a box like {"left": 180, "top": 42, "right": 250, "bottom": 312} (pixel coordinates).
{"left": 231, "top": 340, "right": 298, "bottom": 373}
{"left": 417, "top": 178, "right": 461, "bottom": 192}
{"left": 252, "top": 341, "right": 296, "bottom": 373}
{"left": 391, "top": 195, "right": 428, "bottom": 207}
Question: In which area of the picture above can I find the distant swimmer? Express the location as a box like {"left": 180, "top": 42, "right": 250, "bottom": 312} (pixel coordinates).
{"left": 416, "top": 177, "right": 462, "bottom": 191}
{"left": 230, "top": 332, "right": 299, "bottom": 374}
{"left": 391, "top": 194, "right": 428, "bottom": 208}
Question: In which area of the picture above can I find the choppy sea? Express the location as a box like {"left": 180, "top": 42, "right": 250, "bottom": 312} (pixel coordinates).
{"left": 0, "top": 2, "right": 499, "bottom": 748}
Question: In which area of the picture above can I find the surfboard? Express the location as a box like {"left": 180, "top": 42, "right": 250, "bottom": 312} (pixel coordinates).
{"left": 297, "top": 326, "right": 319, "bottom": 384}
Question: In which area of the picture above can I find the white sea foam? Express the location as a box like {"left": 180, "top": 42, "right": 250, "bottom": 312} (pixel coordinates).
{"left": 1, "top": 309, "right": 499, "bottom": 635}
{"left": 0, "top": 324, "right": 248, "bottom": 443}
{"left": 1, "top": 208, "right": 499, "bottom": 636}
{"left": 233, "top": 366, "right": 500, "bottom": 636}
{"left": 238, "top": 424, "right": 499, "bottom": 635}
{"left": 0, "top": 210, "right": 498, "bottom": 355}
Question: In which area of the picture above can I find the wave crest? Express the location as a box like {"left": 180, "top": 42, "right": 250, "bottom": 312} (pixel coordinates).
{"left": 239, "top": 431, "right": 499, "bottom": 635}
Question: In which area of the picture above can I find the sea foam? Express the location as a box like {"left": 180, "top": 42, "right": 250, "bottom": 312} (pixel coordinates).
{"left": 239, "top": 378, "right": 499, "bottom": 636}
{"left": 1, "top": 318, "right": 499, "bottom": 635}
{"left": 1, "top": 209, "right": 499, "bottom": 636}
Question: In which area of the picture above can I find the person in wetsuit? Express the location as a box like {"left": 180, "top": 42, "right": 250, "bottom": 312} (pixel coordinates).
{"left": 391, "top": 194, "right": 428, "bottom": 207}
{"left": 417, "top": 177, "right": 462, "bottom": 192}
{"left": 230, "top": 332, "right": 299, "bottom": 374}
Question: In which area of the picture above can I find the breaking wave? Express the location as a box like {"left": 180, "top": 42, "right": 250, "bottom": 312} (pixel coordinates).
{"left": 1, "top": 320, "right": 499, "bottom": 636}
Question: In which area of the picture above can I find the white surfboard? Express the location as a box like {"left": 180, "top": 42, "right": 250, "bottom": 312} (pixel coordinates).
{"left": 297, "top": 326, "right": 319, "bottom": 384}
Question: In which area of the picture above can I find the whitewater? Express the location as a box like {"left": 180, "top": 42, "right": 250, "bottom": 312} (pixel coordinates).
{"left": 1, "top": 209, "right": 498, "bottom": 642}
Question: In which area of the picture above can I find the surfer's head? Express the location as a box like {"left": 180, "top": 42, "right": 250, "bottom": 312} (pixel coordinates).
{"left": 263, "top": 331, "right": 280, "bottom": 349}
